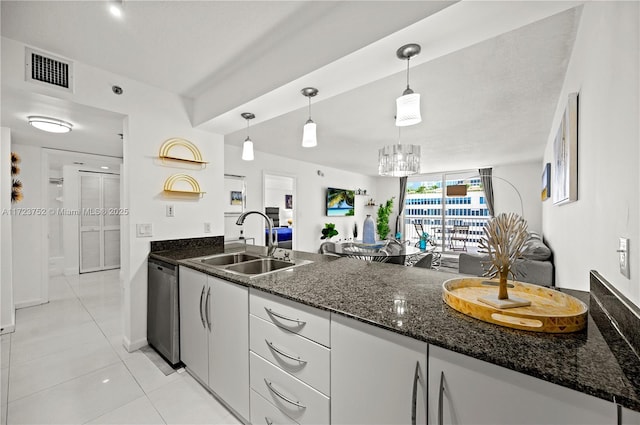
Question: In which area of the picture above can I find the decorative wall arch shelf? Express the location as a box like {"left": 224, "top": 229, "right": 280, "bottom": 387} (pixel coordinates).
{"left": 163, "top": 173, "right": 205, "bottom": 197}
{"left": 159, "top": 138, "right": 208, "bottom": 166}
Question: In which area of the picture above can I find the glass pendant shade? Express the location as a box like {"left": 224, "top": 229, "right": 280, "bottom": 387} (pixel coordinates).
{"left": 378, "top": 143, "right": 421, "bottom": 177}
{"left": 395, "top": 93, "right": 422, "bottom": 127}
{"left": 302, "top": 120, "right": 317, "bottom": 148}
{"left": 241, "top": 137, "right": 254, "bottom": 161}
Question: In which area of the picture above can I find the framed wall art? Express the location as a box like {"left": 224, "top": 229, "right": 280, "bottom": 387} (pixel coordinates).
{"left": 224, "top": 174, "right": 246, "bottom": 215}
{"left": 552, "top": 92, "right": 578, "bottom": 205}
{"left": 541, "top": 162, "right": 551, "bottom": 201}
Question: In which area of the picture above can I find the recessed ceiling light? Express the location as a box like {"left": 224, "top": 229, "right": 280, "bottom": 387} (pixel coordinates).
{"left": 109, "top": 1, "right": 123, "bottom": 18}
{"left": 101, "top": 166, "right": 109, "bottom": 170}
{"left": 28, "top": 116, "right": 72, "bottom": 133}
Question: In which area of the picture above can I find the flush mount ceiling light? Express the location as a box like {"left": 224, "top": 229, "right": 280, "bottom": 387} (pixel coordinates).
{"left": 378, "top": 126, "right": 421, "bottom": 177}
{"left": 395, "top": 43, "right": 422, "bottom": 127}
{"left": 28, "top": 116, "right": 73, "bottom": 133}
{"left": 301, "top": 87, "right": 318, "bottom": 148}
{"left": 241, "top": 112, "right": 255, "bottom": 161}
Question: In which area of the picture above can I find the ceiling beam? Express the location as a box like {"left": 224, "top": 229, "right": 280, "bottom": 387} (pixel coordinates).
{"left": 194, "top": 0, "right": 583, "bottom": 135}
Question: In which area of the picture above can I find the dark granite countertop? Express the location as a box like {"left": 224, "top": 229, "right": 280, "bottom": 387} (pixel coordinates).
{"left": 170, "top": 244, "right": 640, "bottom": 412}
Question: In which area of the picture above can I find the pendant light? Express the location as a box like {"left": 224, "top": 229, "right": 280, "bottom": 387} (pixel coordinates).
{"left": 395, "top": 43, "right": 422, "bottom": 127}
{"left": 241, "top": 112, "right": 255, "bottom": 161}
{"left": 378, "top": 125, "right": 421, "bottom": 177}
{"left": 301, "top": 87, "right": 318, "bottom": 148}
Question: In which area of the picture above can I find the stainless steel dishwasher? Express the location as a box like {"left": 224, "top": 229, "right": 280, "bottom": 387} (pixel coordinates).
{"left": 147, "top": 257, "right": 180, "bottom": 365}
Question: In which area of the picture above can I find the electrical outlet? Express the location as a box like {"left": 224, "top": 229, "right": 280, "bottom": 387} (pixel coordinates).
{"left": 204, "top": 222, "right": 211, "bottom": 233}
{"left": 619, "top": 238, "right": 630, "bottom": 279}
{"left": 166, "top": 205, "right": 174, "bottom": 217}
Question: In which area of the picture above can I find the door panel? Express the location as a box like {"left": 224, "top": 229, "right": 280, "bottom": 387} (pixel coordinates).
{"left": 79, "top": 172, "right": 120, "bottom": 273}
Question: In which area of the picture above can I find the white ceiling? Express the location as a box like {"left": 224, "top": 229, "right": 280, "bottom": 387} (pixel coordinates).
{"left": 0, "top": 1, "right": 582, "bottom": 176}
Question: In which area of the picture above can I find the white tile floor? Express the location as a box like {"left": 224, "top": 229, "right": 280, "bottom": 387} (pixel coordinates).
{"left": 0, "top": 270, "right": 241, "bottom": 425}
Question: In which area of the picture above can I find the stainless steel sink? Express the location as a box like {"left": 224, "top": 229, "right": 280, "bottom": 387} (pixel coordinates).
{"left": 195, "top": 252, "right": 313, "bottom": 277}
{"left": 225, "top": 258, "right": 298, "bottom": 275}
{"left": 199, "top": 252, "right": 261, "bottom": 266}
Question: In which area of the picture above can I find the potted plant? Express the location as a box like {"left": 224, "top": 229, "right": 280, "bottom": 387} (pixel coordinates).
{"left": 376, "top": 197, "right": 394, "bottom": 240}
{"left": 320, "top": 223, "right": 339, "bottom": 240}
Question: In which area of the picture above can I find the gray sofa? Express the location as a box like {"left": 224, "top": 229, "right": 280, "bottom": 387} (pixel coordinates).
{"left": 458, "top": 233, "right": 554, "bottom": 286}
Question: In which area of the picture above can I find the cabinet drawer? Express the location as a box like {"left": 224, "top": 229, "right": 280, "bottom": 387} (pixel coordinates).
{"left": 250, "top": 289, "right": 330, "bottom": 347}
{"left": 250, "top": 389, "right": 298, "bottom": 425}
{"left": 250, "top": 315, "right": 330, "bottom": 395}
{"left": 250, "top": 352, "right": 329, "bottom": 425}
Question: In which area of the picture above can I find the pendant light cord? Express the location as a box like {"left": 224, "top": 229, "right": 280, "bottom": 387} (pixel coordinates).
{"left": 308, "top": 96, "right": 312, "bottom": 120}
{"left": 406, "top": 57, "right": 411, "bottom": 91}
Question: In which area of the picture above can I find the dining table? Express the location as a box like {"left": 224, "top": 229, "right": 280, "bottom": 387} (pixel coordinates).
{"left": 332, "top": 240, "right": 431, "bottom": 264}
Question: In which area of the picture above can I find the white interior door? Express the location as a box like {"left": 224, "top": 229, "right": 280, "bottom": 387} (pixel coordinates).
{"left": 79, "top": 172, "right": 120, "bottom": 273}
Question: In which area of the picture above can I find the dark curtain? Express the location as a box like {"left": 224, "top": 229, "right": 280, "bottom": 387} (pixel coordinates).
{"left": 479, "top": 168, "right": 495, "bottom": 217}
{"left": 395, "top": 176, "right": 408, "bottom": 238}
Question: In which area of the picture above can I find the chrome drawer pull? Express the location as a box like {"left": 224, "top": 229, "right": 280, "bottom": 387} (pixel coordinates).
{"left": 199, "top": 286, "right": 206, "bottom": 328}
{"left": 265, "top": 307, "right": 306, "bottom": 325}
{"left": 264, "top": 378, "right": 307, "bottom": 409}
{"left": 438, "top": 371, "right": 445, "bottom": 425}
{"left": 265, "top": 339, "right": 308, "bottom": 364}
{"left": 411, "top": 361, "right": 421, "bottom": 425}
{"left": 205, "top": 287, "right": 212, "bottom": 331}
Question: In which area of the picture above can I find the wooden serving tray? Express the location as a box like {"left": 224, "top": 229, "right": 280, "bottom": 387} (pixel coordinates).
{"left": 442, "top": 278, "right": 588, "bottom": 333}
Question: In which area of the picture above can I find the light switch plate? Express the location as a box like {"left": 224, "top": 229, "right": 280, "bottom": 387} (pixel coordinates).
{"left": 204, "top": 222, "right": 211, "bottom": 233}
{"left": 166, "top": 205, "right": 174, "bottom": 217}
{"left": 136, "top": 223, "right": 153, "bottom": 238}
{"left": 619, "top": 237, "right": 630, "bottom": 279}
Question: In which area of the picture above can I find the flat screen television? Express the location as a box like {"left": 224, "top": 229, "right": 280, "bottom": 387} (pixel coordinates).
{"left": 326, "top": 187, "right": 355, "bottom": 216}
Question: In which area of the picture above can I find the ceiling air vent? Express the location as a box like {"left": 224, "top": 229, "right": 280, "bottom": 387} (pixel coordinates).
{"left": 25, "top": 48, "right": 74, "bottom": 92}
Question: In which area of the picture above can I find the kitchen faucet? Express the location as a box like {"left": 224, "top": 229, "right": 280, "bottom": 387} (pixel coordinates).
{"left": 236, "top": 210, "right": 277, "bottom": 257}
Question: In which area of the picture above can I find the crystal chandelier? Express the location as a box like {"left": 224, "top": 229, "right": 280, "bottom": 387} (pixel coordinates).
{"left": 378, "top": 128, "right": 421, "bottom": 177}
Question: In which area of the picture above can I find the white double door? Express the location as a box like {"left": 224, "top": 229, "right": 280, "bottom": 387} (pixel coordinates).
{"left": 79, "top": 172, "right": 120, "bottom": 273}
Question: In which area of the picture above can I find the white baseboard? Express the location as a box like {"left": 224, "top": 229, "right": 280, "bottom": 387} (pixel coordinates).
{"left": 64, "top": 267, "right": 78, "bottom": 276}
{"left": 15, "top": 298, "right": 46, "bottom": 309}
{"left": 123, "top": 335, "right": 148, "bottom": 353}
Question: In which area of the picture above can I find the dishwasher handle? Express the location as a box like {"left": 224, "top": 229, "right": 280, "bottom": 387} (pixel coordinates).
{"left": 148, "top": 258, "right": 177, "bottom": 276}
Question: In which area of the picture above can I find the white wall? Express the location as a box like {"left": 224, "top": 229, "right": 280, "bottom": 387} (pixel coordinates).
{"left": 10, "top": 144, "right": 44, "bottom": 308}
{"left": 2, "top": 37, "right": 225, "bottom": 349}
{"left": 47, "top": 169, "right": 63, "bottom": 275}
{"left": 493, "top": 161, "right": 542, "bottom": 234}
{"left": 542, "top": 2, "right": 639, "bottom": 304}
{"left": 225, "top": 144, "right": 378, "bottom": 253}
{"left": 1, "top": 128, "right": 14, "bottom": 333}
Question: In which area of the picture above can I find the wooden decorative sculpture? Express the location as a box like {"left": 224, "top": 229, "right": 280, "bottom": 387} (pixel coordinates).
{"left": 478, "top": 212, "right": 531, "bottom": 308}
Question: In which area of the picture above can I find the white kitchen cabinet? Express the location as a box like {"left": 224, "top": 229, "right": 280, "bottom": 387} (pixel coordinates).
{"left": 250, "top": 389, "right": 299, "bottom": 425}
{"left": 249, "top": 289, "right": 330, "bottom": 425}
{"left": 621, "top": 406, "right": 640, "bottom": 425}
{"left": 331, "top": 314, "right": 428, "bottom": 425}
{"left": 428, "top": 344, "right": 615, "bottom": 425}
{"left": 178, "top": 267, "right": 249, "bottom": 421}
{"left": 208, "top": 275, "right": 249, "bottom": 421}
{"left": 179, "top": 266, "right": 209, "bottom": 382}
